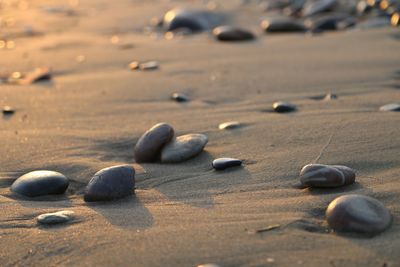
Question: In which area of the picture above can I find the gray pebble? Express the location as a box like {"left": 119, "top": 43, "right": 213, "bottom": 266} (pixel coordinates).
{"left": 212, "top": 158, "right": 242, "bottom": 170}
{"left": 303, "top": 0, "right": 337, "bottom": 17}
{"left": 161, "top": 134, "right": 208, "bottom": 163}
{"left": 261, "top": 18, "right": 307, "bottom": 33}
{"left": 37, "top": 210, "right": 74, "bottom": 225}
{"left": 300, "top": 164, "right": 356, "bottom": 188}
{"left": 171, "top": 93, "right": 189, "bottom": 102}
{"left": 212, "top": 26, "right": 255, "bottom": 41}
{"left": 272, "top": 101, "right": 296, "bottom": 113}
{"left": 379, "top": 103, "right": 400, "bottom": 112}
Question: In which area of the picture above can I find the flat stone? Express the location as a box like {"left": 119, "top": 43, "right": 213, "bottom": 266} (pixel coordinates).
{"left": 306, "top": 15, "right": 356, "bottom": 32}
{"left": 261, "top": 18, "right": 307, "bottom": 33}
{"left": 300, "top": 164, "right": 356, "bottom": 188}
{"left": 212, "top": 26, "right": 255, "bottom": 41}
{"left": 139, "top": 61, "right": 159, "bottom": 71}
{"left": 134, "top": 123, "right": 175, "bottom": 162}
{"left": 212, "top": 158, "right": 242, "bottom": 170}
{"left": 197, "top": 264, "right": 221, "bottom": 267}
{"left": 11, "top": 170, "right": 69, "bottom": 197}
{"left": 2, "top": 106, "right": 15, "bottom": 115}
{"left": 84, "top": 165, "right": 135, "bottom": 202}
{"left": 37, "top": 210, "right": 74, "bottom": 225}
{"left": 379, "top": 103, "right": 400, "bottom": 112}
{"left": 161, "top": 134, "right": 208, "bottom": 163}
{"left": 326, "top": 194, "right": 392, "bottom": 234}
{"left": 218, "top": 121, "right": 242, "bottom": 130}
{"left": 171, "top": 93, "right": 189, "bottom": 102}
{"left": 302, "top": 0, "right": 337, "bottom": 17}
{"left": 272, "top": 101, "right": 296, "bottom": 113}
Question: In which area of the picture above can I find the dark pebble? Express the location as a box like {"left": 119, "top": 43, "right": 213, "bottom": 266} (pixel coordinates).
{"left": 2, "top": 106, "right": 15, "bottom": 115}
{"left": 134, "top": 123, "right": 175, "bottom": 163}
{"left": 212, "top": 26, "right": 255, "bottom": 41}
{"left": 171, "top": 93, "right": 189, "bottom": 102}
{"left": 261, "top": 18, "right": 307, "bottom": 33}
{"left": 326, "top": 194, "right": 391, "bottom": 234}
{"left": 11, "top": 170, "right": 69, "bottom": 197}
{"left": 300, "top": 164, "right": 356, "bottom": 188}
{"left": 272, "top": 101, "right": 296, "bottom": 113}
{"left": 302, "top": 0, "right": 337, "bottom": 17}
{"left": 84, "top": 165, "right": 135, "bottom": 202}
{"left": 212, "top": 158, "right": 242, "bottom": 170}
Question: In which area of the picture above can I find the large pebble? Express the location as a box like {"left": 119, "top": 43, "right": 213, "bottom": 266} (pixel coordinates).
{"left": 213, "top": 158, "right": 242, "bottom": 170}
{"left": 84, "top": 165, "right": 135, "bottom": 202}
{"left": 161, "top": 134, "right": 208, "bottom": 163}
{"left": 212, "top": 26, "right": 255, "bottom": 41}
{"left": 303, "top": 0, "right": 337, "bottom": 17}
{"left": 272, "top": 101, "right": 296, "bottom": 113}
{"left": 11, "top": 170, "right": 69, "bottom": 197}
{"left": 326, "top": 194, "right": 391, "bottom": 234}
{"left": 261, "top": 18, "right": 307, "bottom": 33}
{"left": 379, "top": 103, "right": 400, "bottom": 112}
{"left": 134, "top": 123, "right": 175, "bottom": 163}
{"left": 300, "top": 164, "right": 355, "bottom": 188}
{"left": 163, "top": 8, "right": 222, "bottom": 32}
{"left": 37, "top": 210, "right": 74, "bottom": 225}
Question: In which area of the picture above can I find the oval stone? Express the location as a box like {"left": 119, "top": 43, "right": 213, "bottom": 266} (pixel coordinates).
{"left": 218, "top": 121, "right": 241, "bottom": 130}
{"left": 326, "top": 194, "right": 391, "bottom": 234}
{"left": 11, "top": 170, "right": 69, "bottom": 197}
{"left": 84, "top": 165, "right": 135, "bottom": 202}
{"left": 171, "top": 93, "right": 189, "bottom": 102}
{"left": 306, "top": 15, "right": 356, "bottom": 32}
{"left": 212, "top": 26, "right": 255, "bottom": 41}
{"left": 300, "top": 164, "right": 356, "bottom": 188}
{"left": 212, "top": 158, "right": 242, "bottom": 170}
{"left": 302, "top": 0, "right": 337, "bottom": 17}
{"left": 163, "top": 8, "right": 222, "bottom": 32}
{"left": 37, "top": 210, "right": 75, "bottom": 225}
{"left": 261, "top": 18, "right": 307, "bottom": 33}
{"left": 379, "top": 103, "right": 400, "bottom": 112}
{"left": 161, "top": 134, "right": 208, "bottom": 163}
{"left": 272, "top": 101, "right": 296, "bottom": 113}
{"left": 134, "top": 123, "right": 175, "bottom": 163}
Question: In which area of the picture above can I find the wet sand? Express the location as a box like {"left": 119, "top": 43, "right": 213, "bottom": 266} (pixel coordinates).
{"left": 1, "top": 0, "right": 400, "bottom": 266}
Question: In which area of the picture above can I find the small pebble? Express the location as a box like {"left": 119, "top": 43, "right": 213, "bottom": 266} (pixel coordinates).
{"left": 11, "top": 170, "right": 69, "bottom": 197}
{"left": 272, "top": 101, "right": 296, "bottom": 113}
{"left": 300, "top": 164, "right": 356, "bottom": 188}
{"left": 139, "top": 61, "right": 159, "bottom": 71}
{"left": 37, "top": 210, "right": 74, "bottom": 225}
{"left": 134, "top": 123, "right": 175, "bottom": 163}
{"left": 261, "top": 18, "right": 307, "bottom": 33}
{"left": 218, "top": 121, "right": 241, "bottom": 130}
{"left": 326, "top": 194, "right": 391, "bottom": 234}
{"left": 171, "top": 93, "right": 189, "bottom": 102}
{"left": 161, "top": 134, "right": 208, "bottom": 163}
{"left": 379, "top": 103, "right": 400, "bottom": 112}
{"left": 2, "top": 106, "right": 15, "bottom": 115}
{"left": 324, "top": 93, "right": 337, "bottom": 100}
{"left": 212, "top": 158, "right": 242, "bottom": 170}
{"left": 84, "top": 165, "right": 135, "bottom": 202}
{"left": 212, "top": 26, "right": 255, "bottom": 41}
{"left": 197, "top": 264, "right": 221, "bottom": 267}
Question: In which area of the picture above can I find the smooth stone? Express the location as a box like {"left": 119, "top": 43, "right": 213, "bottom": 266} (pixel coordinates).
{"left": 261, "top": 18, "right": 307, "bottom": 33}
{"left": 197, "top": 264, "right": 221, "bottom": 267}
{"left": 392, "top": 12, "right": 399, "bottom": 26}
{"left": 37, "top": 210, "right": 74, "bottom": 225}
{"left": 163, "top": 8, "right": 223, "bottom": 32}
{"left": 302, "top": 0, "right": 337, "bottom": 17}
{"left": 324, "top": 93, "right": 338, "bottom": 100}
{"left": 326, "top": 194, "right": 391, "bottom": 234}
{"left": 11, "top": 170, "right": 69, "bottom": 197}
{"left": 212, "top": 26, "right": 255, "bottom": 41}
{"left": 134, "top": 123, "right": 175, "bottom": 163}
{"left": 139, "top": 61, "right": 159, "bottom": 71}
{"left": 300, "top": 164, "right": 356, "bottom": 188}
{"left": 84, "top": 165, "right": 135, "bottom": 202}
{"left": 272, "top": 101, "right": 296, "bottom": 113}
{"left": 379, "top": 103, "right": 400, "bottom": 112}
{"left": 2, "top": 106, "right": 15, "bottom": 115}
{"left": 171, "top": 93, "right": 189, "bottom": 102}
{"left": 218, "top": 121, "right": 242, "bottom": 130}
{"left": 212, "top": 158, "right": 242, "bottom": 170}
{"left": 306, "top": 15, "right": 356, "bottom": 32}
{"left": 161, "top": 134, "right": 208, "bottom": 163}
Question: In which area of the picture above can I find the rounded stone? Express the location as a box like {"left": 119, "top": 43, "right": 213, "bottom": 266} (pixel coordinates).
{"left": 212, "top": 26, "right": 255, "bottom": 41}
{"left": 84, "top": 165, "right": 135, "bottom": 202}
{"left": 171, "top": 93, "right": 189, "bottom": 102}
{"left": 134, "top": 123, "right": 175, "bottom": 163}
{"left": 261, "top": 18, "right": 307, "bottom": 33}
{"left": 37, "top": 210, "right": 74, "bottom": 225}
{"left": 300, "top": 164, "right": 356, "bottom": 188}
{"left": 302, "top": 0, "right": 337, "bottom": 17}
{"left": 218, "top": 121, "right": 242, "bottom": 130}
{"left": 326, "top": 194, "right": 391, "bottom": 234}
{"left": 272, "top": 101, "right": 296, "bottom": 113}
{"left": 11, "top": 170, "right": 69, "bottom": 197}
{"left": 212, "top": 158, "right": 242, "bottom": 170}
{"left": 161, "top": 134, "right": 208, "bottom": 163}
{"left": 197, "top": 264, "right": 221, "bottom": 267}
{"left": 2, "top": 106, "right": 15, "bottom": 115}
{"left": 306, "top": 15, "right": 356, "bottom": 32}
{"left": 379, "top": 103, "right": 400, "bottom": 112}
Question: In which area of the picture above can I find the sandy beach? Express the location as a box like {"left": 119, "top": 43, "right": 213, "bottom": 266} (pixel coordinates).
{"left": 1, "top": 0, "right": 400, "bottom": 266}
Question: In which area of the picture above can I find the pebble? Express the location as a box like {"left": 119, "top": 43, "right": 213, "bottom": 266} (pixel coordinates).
{"left": 324, "top": 93, "right": 338, "bottom": 100}
{"left": 161, "top": 134, "right": 208, "bottom": 163}
{"left": 261, "top": 18, "right": 307, "bottom": 33}
{"left": 84, "top": 165, "right": 135, "bottom": 202}
{"left": 302, "top": 0, "right": 337, "bottom": 17}
{"left": 300, "top": 164, "right": 356, "bottom": 188}
{"left": 218, "top": 121, "right": 242, "bottom": 130}
{"left": 11, "top": 170, "right": 69, "bottom": 197}
{"left": 37, "top": 210, "right": 75, "bottom": 225}
{"left": 171, "top": 93, "right": 189, "bottom": 102}
{"left": 272, "top": 101, "right": 297, "bottom": 113}
{"left": 212, "top": 158, "right": 242, "bottom": 170}
{"left": 197, "top": 264, "right": 221, "bottom": 267}
{"left": 306, "top": 15, "right": 356, "bottom": 32}
{"left": 2, "top": 106, "right": 15, "bottom": 115}
{"left": 134, "top": 123, "right": 175, "bottom": 162}
{"left": 326, "top": 194, "right": 391, "bottom": 234}
{"left": 129, "top": 61, "right": 159, "bottom": 71}
{"left": 212, "top": 26, "right": 255, "bottom": 41}
{"left": 379, "top": 103, "right": 400, "bottom": 112}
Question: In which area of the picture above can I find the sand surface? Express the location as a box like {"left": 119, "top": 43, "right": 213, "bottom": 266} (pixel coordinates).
{"left": 1, "top": 0, "right": 400, "bottom": 266}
